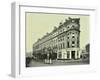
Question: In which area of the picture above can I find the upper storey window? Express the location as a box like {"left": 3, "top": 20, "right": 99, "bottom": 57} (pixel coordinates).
{"left": 72, "top": 25, "right": 75, "bottom": 28}
{"left": 66, "top": 23, "right": 79, "bottom": 30}
{"left": 67, "top": 23, "right": 78, "bottom": 30}
{"left": 60, "top": 30, "right": 62, "bottom": 33}
{"left": 72, "top": 41, "right": 75, "bottom": 44}
{"left": 63, "top": 28, "right": 65, "bottom": 32}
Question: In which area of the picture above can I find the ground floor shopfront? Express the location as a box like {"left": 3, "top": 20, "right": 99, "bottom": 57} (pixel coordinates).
{"left": 57, "top": 48, "right": 81, "bottom": 60}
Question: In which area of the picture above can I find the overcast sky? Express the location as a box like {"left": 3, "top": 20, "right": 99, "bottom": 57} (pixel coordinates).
{"left": 26, "top": 13, "right": 89, "bottom": 52}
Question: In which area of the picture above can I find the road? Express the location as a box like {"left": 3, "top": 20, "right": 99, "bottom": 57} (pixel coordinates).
{"left": 28, "top": 59, "right": 89, "bottom": 67}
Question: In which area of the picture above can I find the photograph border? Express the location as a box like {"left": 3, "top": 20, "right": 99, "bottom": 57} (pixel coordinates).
{"left": 25, "top": 12, "right": 90, "bottom": 67}
{"left": 11, "top": 2, "right": 97, "bottom": 78}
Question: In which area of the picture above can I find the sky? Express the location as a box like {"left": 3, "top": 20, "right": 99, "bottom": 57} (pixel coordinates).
{"left": 26, "top": 12, "right": 89, "bottom": 52}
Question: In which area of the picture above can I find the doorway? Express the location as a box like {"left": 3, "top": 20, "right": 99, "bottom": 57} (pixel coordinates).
{"left": 71, "top": 51, "right": 75, "bottom": 59}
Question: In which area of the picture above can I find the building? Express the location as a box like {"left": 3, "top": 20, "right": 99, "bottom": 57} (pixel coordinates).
{"left": 33, "top": 17, "right": 81, "bottom": 60}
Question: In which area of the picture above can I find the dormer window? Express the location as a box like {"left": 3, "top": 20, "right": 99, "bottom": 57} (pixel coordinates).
{"left": 72, "top": 20, "right": 74, "bottom": 22}
{"left": 72, "top": 36, "right": 75, "bottom": 38}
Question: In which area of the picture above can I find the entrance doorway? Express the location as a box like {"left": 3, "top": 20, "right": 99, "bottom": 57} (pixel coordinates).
{"left": 71, "top": 51, "right": 75, "bottom": 59}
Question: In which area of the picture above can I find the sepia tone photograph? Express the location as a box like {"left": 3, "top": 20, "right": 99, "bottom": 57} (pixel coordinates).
{"left": 25, "top": 12, "right": 90, "bottom": 67}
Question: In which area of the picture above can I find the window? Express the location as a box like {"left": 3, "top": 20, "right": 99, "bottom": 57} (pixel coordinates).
{"left": 59, "top": 45, "right": 60, "bottom": 50}
{"left": 72, "top": 36, "right": 75, "bottom": 38}
{"left": 67, "top": 26, "right": 69, "bottom": 29}
{"left": 72, "top": 20, "right": 74, "bottom": 22}
{"left": 67, "top": 42, "right": 69, "bottom": 48}
{"left": 60, "top": 30, "right": 62, "bottom": 33}
{"left": 77, "top": 51, "right": 79, "bottom": 57}
{"left": 63, "top": 43, "right": 65, "bottom": 48}
{"left": 72, "top": 41, "right": 75, "bottom": 48}
{"left": 58, "top": 38, "right": 60, "bottom": 42}
{"left": 72, "top": 33, "right": 74, "bottom": 34}
{"left": 72, "top": 41, "right": 75, "bottom": 44}
{"left": 72, "top": 25, "right": 75, "bottom": 28}
{"left": 77, "top": 41, "right": 79, "bottom": 47}
{"left": 56, "top": 39, "right": 57, "bottom": 42}
{"left": 72, "top": 45, "right": 75, "bottom": 48}
{"left": 61, "top": 44, "right": 62, "bottom": 49}
{"left": 55, "top": 45, "right": 57, "bottom": 49}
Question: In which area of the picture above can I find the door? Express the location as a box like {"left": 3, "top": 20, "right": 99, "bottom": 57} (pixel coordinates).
{"left": 71, "top": 51, "right": 75, "bottom": 59}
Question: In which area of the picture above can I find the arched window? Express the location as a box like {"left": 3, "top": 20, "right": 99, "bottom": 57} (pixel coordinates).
{"left": 72, "top": 36, "right": 75, "bottom": 38}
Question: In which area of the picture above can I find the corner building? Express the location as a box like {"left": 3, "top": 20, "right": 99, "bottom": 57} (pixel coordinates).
{"left": 33, "top": 17, "right": 81, "bottom": 60}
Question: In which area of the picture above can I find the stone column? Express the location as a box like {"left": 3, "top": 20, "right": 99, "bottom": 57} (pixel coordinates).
{"left": 78, "top": 51, "right": 80, "bottom": 58}
{"left": 64, "top": 53, "right": 67, "bottom": 59}
{"left": 75, "top": 50, "right": 77, "bottom": 59}
{"left": 62, "top": 52, "right": 63, "bottom": 59}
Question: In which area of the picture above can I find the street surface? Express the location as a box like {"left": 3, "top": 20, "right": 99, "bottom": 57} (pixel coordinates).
{"left": 28, "top": 59, "right": 89, "bottom": 67}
